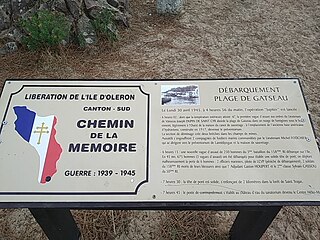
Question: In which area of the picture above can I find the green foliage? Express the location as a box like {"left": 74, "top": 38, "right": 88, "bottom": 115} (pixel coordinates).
{"left": 91, "top": 9, "right": 118, "bottom": 42}
{"left": 20, "top": 10, "right": 70, "bottom": 50}
{"left": 76, "top": 33, "right": 87, "bottom": 48}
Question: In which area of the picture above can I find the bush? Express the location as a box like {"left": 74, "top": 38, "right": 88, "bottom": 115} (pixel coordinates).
{"left": 20, "top": 10, "right": 70, "bottom": 51}
{"left": 91, "top": 9, "right": 118, "bottom": 42}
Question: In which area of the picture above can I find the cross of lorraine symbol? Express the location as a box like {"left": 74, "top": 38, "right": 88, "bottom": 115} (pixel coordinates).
{"left": 34, "top": 122, "right": 49, "bottom": 144}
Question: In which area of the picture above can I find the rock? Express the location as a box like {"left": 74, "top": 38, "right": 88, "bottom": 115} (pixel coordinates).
{"left": 65, "top": 0, "right": 83, "bottom": 20}
{"left": 11, "top": 0, "right": 37, "bottom": 20}
{"left": 20, "top": 2, "right": 49, "bottom": 21}
{"left": 0, "top": 27, "right": 23, "bottom": 43}
{"left": 84, "top": 0, "right": 128, "bottom": 26}
{"left": 77, "top": 14, "right": 97, "bottom": 46}
{"left": 7, "top": 28, "right": 23, "bottom": 43}
{"left": 5, "top": 42, "right": 18, "bottom": 52}
{"left": 84, "top": 0, "right": 114, "bottom": 17}
{"left": 0, "top": 28, "right": 10, "bottom": 41}
{"left": 157, "top": 0, "right": 184, "bottom": 14}
{"left": 1, "top": 0, "right": 130, "bottom": 49}
{"left": 52, "top": 0, "right": 70, "bottom": 15}
{"left": 107, "top": 0, "right": 119, "bottom": 8}
{"left": 0, "top": 1, "right": 11, "bottom": 32}
{"left": 118, "top": 0, "right": 128, "bottom": 12}
{"left": 0, "top": 41, "right": 18, "bottom": 55}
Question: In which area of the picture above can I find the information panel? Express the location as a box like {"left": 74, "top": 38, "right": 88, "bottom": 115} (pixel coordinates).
{"left": 0, "top": 79, "right": 319, "bottom": 203}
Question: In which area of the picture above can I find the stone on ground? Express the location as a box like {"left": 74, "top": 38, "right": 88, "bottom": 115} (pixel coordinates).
{"left": 157, "top": 0, "right": 184, "bottom": 14}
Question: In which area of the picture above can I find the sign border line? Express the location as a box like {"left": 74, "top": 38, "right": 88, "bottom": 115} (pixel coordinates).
{"left": 0, "top": 84, "right": 150, "bottom": 195}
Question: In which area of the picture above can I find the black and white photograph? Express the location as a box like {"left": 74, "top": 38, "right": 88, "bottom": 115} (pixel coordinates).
{"left": 161, "top": 85, "right": 200, "bottom": 106}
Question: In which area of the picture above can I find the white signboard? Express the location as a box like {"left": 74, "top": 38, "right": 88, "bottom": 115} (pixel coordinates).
{"left": 0, "top": 79, "right": 319, "bottom": 203}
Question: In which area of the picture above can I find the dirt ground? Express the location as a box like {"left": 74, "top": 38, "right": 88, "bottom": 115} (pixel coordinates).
{"left": 0, "top": 0, "right": 320, "bottom": 239}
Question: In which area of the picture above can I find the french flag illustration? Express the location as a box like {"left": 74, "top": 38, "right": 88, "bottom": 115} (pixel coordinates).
{"left": 13, "top": 106, "right": 62, "bottom": 184}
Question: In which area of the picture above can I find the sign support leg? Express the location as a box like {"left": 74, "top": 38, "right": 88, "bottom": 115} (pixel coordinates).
{"left": 229, "top": 206, "right": 281, "bottom": 240}
{"left": 29, "top": 208, "right": 80, "bottom": 240}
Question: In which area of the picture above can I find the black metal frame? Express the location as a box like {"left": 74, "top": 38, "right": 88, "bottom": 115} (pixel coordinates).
{"left": 1, "top": 199, "right": 320, "bottom": 208}
{"left": 25, "top": 205, "right": 284, "bottom": 240}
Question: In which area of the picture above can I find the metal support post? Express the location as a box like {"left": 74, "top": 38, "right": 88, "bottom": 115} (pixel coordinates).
{"left": 229, "top": 206, "right": 281, "bottom": 240}
{"left": 29, "top": 208, "right": 80, "bottom": 240}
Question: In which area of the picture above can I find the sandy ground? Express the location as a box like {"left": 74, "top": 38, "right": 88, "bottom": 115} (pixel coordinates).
{"left": 0, "top": 0, "right": 320, "bottom": 239}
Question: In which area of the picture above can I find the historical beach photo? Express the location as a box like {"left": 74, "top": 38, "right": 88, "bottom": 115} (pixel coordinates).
{"left": 161, "top": 85, "right": 200, "bottom": 105}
